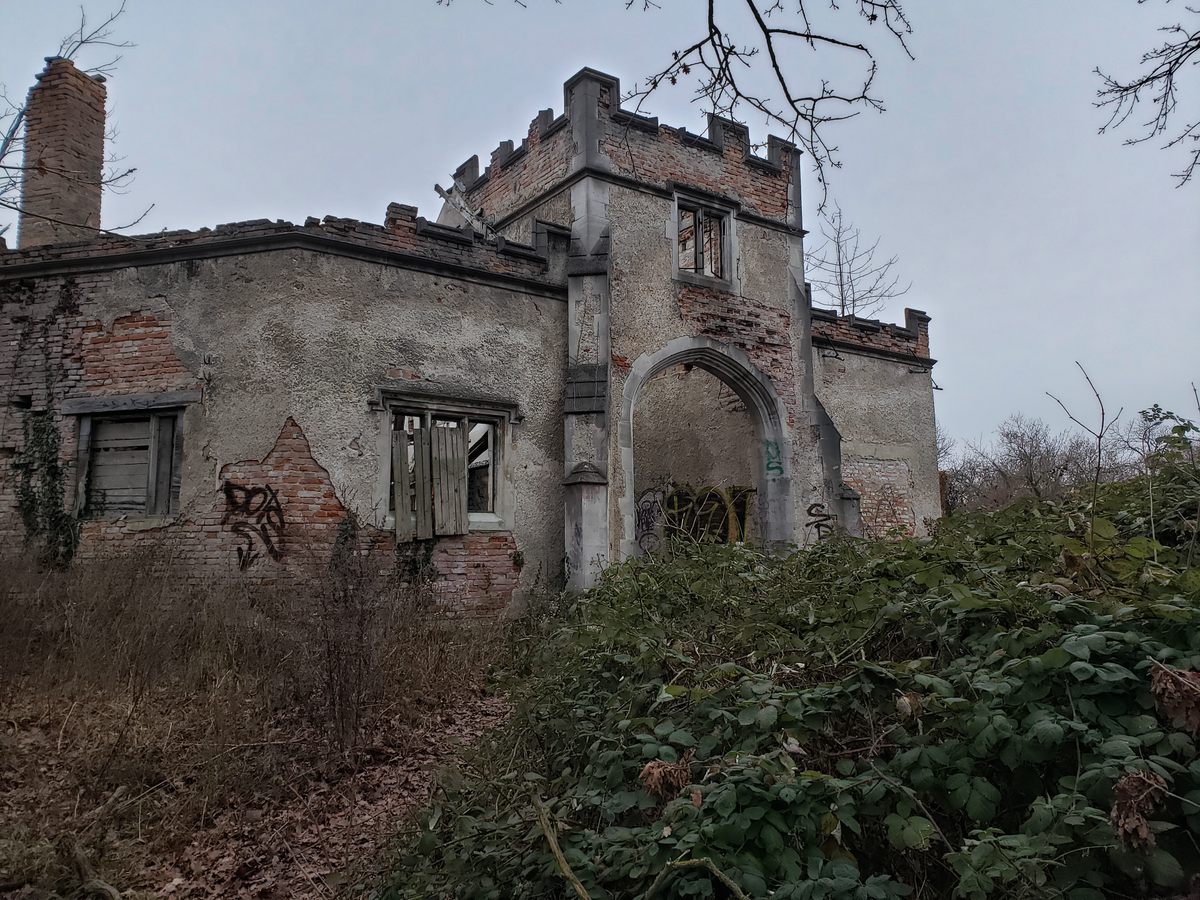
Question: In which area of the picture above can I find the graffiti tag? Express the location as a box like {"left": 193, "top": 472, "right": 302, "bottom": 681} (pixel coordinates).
{"left": 635, "top": 484, "right": 756, "bottom": 553}
{"left": 221, "top": 482, "right": 285, "bottom": 568}
{"left": 805, "top": 502, "right": 836, "bottom": 540}
{"left": 763, "top": 440, "right": 784, "bottom": 476}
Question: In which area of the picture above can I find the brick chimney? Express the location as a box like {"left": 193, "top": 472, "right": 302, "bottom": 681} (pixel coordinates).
{"left": 17, "top": 57, "right": 108, "bottom": 248}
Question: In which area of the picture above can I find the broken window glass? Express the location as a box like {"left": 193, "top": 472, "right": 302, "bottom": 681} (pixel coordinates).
{"left": 467, "top": 420, "right": 494, "bottom": 514}
{"left": 702, "top": 212, "right": 724, "bottom": 279}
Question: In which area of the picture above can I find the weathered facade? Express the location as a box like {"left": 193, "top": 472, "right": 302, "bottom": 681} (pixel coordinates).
{"left": 0, "top": 60, "right": 939, "bottom": 611}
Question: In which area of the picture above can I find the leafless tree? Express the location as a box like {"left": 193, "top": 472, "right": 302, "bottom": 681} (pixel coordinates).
{"left": 440, "top": 0, "right": 915, "bottom": 205}
{"left": 934, "top": 421, "right": 956, "bottom": 470}
{"left": 1095, "top": 0, "right": 1200, "bottom": 186}
{"left": 806, "top": 203, "right": 909, "bottom": 317}
{"left": 0, "top": 2, "right": 146, "bottom": 241}
{"left": 942, "top": 413, "right": 1137, "bottom": 513}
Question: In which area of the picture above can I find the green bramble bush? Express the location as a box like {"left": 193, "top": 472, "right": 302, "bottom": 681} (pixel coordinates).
{"left": 388, "top": 417, "right": 1199, "bottom": 899}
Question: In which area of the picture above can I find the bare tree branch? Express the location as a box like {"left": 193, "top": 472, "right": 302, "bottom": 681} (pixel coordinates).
{"left": 435, "top": 0, "right": 914, "bottom": 208}
{"left": 1096, "top": 0, "right": 1200, "bottom": 186}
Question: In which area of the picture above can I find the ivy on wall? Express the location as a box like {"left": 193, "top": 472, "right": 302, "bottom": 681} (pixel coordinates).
{"left": 16, "top": 399, "right": 78, "bottom": 568}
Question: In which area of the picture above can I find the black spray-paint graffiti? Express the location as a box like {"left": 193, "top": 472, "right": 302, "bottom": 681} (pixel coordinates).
{"left": 636, "top": 484, "right": 756, "bottom": 553}
{"left": 805, "top": 502, "right": 836, "bottom": 540}
{"left": 221, "top": 482, "right": 285, "bottom": 568}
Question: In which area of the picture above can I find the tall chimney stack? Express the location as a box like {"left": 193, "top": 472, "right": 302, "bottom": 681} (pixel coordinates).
{"left": 17, "top": 57, "right": 108, "bottom": 248}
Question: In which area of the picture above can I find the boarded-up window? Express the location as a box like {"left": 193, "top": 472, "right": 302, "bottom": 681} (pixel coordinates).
{"left": 390, "top": 407, "right": 501, "bottom": 540}
{"left": 80, "top": 412, "right": 182, "bottom": 518}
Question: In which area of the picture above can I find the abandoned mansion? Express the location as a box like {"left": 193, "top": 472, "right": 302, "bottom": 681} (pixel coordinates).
{"left": 0, "top": 59, "right": 939, "bottom": 611}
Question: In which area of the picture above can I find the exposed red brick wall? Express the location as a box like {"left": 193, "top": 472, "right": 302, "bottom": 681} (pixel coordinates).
{"left": 674, "top": 283, "right": 798, "bottom": 427}
{"left": 81, "top": 312, "right": 194, "bottom": 392}
{"left": 458, "top": 117, "right": 575, "bottom": 225}
{"left": 77, "top": 417, "right": 521, "bottom": 615}
{"left": 843, "top": 457, "right": 916, "bottom": 538}
{"left": 811, "top": 307, "right": 932, "bottom": 362}
{"left": 0, "top": 273, "right": 198, "bottom": 538}
{"left": 454, "top": 74, "right": 795, "bottom": 227}
{"left": 597, "top": 83, "right": 793, "bottom": 222}
{"left": 0, "top": 270, "right": 525, "bottom": 615}
{"left": 17, "top": 58, "right": 107, "bottom": 248}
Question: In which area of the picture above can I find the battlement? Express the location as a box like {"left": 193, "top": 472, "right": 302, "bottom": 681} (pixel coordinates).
{"left": 811, "top": 306, "right": 933, "bottom": 363}
{"left": 453, "top": 67, "right": 803, "bottom": 230}
{"left": 0, "top": 201, "right": 569, "bottom": 290}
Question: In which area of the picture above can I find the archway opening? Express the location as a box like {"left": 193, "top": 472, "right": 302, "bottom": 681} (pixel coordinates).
{"left": 632, "top": 364, "right": 758, "bottom": 553}
{"left": 617, "top": 337, "right": 793, "bottom": 560}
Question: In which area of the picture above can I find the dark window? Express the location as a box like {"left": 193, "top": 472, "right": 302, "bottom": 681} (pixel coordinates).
{"left": 678, "top": 204, "right": 726, "bottom": 280}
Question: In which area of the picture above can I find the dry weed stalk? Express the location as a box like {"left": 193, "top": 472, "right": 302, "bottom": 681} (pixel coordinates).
{"left": 0, "top": 533, "right": 503, "bottom": 895}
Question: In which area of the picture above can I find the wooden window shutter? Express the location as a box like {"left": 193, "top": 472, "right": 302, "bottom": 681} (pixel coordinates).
{"left": 391, "top": 430, "right": 415, "bottom": 541}
{"left": 431, "top": 425, "right": 468, "bottom": 536}
{"left": 412, "top": 426, "right": 435, "bottom": 540}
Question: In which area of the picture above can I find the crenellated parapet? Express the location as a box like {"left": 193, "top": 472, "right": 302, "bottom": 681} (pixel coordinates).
{"left": 811, "top": 306, "right": 933, "bottom": 364}
{"left": 451, "top": 68, "right": 803, "bottom": 231}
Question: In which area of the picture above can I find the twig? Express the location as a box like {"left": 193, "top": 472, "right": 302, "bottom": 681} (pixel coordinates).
{"left": 647, "top": 856, "right": 751, "bottom": 899}
{"left": 867, "top": 763, "right": 953, "bottom": 849}
{"left": 532, "top": 794, "right": 592, "bottom": 899}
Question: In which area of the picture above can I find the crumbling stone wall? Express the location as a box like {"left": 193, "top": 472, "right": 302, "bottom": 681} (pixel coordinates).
{"left": 812, "top": 308, "right": 939, "bottom": 537}
{"left": 0, "top": 214, "right": 567, "bottom": 612}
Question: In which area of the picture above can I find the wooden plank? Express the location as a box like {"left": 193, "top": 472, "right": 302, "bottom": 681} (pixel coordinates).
{"left": 452, "top": 426, "right": 468, "bottom": 531}
{"left": 74, "top": 416, "right": 92, "bottom": 516}
{"left": 89, "top": 449, "right": 150, "bottom": 467}
{"left": 433, "top": 425, "right": 468, "bottom": 536}
{"left": 90, "top": 436, "right": 152, "bottom": 450}
{"left": 413, "top": 427, "right": 433, "bottom": 540}
{"left": 146, "top": 416, "right": 161, "bottom": 516}
{"left": 151, "top": 415, "right": 175, "bottom": 516}
{"left": 91, "top": 469, "right": 151, "bottom": 490}
{"left": 170, "top": 414, "right": 184, "bottom": 513}
{"left": 92, "top": 418, "right": 151, "bottom": 442}
{"left": 391, "top": 431, "right": 414, "bottom": 541}
{"left": 62, "top": 390, "right": 202, "bottom": 416}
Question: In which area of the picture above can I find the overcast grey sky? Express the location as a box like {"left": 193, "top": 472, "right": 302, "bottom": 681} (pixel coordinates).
{"left": 4, "top": 0, "right": 1197, "bottom": 445}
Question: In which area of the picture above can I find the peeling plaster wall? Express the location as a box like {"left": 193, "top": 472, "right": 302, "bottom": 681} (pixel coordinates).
{"left": 0, "top": 250, "right": 567, "bottom": 605}
{"left": 813, "top": 349, "right": 940, "bottom": 536}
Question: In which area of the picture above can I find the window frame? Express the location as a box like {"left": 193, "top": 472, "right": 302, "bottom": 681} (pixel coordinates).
{"left": 74, "top": 408, "right": 184, "bottom": 521}
{"left": 379, "top": 391, "right": 515, "bottom": 538}
{"left": 673, "top": 194, "right": 735, "bottom": 289}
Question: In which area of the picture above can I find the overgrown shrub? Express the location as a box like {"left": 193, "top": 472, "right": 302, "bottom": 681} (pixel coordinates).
{"left": 390, "top": 426, "right": 1199, "bottom": 898}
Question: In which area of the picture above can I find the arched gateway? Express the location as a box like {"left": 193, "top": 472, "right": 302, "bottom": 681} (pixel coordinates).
{"left": 617, "top": 336, "right": 792, "bottom": 559}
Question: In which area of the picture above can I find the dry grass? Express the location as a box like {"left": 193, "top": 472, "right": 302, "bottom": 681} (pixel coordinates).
{"left": 0, "top": 536, "right": 506, "bottom": 897}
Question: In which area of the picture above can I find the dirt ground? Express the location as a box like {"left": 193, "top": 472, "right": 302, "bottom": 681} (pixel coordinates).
{"left": 0, "top": 688, "right": 508, "bottom": 898}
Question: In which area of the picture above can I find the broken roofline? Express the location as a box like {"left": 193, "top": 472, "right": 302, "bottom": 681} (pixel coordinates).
{"left": 811, "top": 306, "right": 936, "bottom": 365}
{"left": 0, "top": 204, "right": 571, "bottom": 298}
{"left": 450, "top": 67, "right": 801, "bottom": 219}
